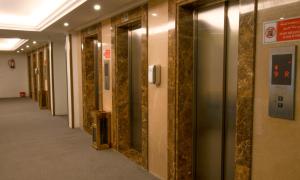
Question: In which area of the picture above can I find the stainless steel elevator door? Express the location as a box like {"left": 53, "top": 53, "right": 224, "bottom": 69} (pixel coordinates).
{"left": 129, "top": 28, "right": 142, "bottom": 152}
{"left": 93, "top": 40, "right": 99, "bottom": 110}
{"left": 196, "top": 3, "right": 225, "bottom": 180}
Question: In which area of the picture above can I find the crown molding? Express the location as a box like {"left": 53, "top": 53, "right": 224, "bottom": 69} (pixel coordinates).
{"left": 0, "top": 0, "right": 87, "bottom": 32}
{"left": 0, "top": 39, "right": 28, "bottom": 51}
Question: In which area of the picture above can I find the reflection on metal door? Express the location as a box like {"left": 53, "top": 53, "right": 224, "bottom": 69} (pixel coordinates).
{"left": 195, "top": 1, "right": 238, "bottom": 179}
{"left": 93, "top": 40, "right": 99, "bottom": 109}
{"left": 129, "top": 27, "right": 142, "bottom": 152}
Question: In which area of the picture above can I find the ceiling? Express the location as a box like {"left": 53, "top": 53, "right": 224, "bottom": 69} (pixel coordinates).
{"left": 0, "top": 0, "right": 147, "bottom": 52}
{"left": 0, "top": 38, "right": 27, "bottom": 51}
{"left": 45, "top": 0, "right": 148, "bottom": 33}
{"left": 0, "top": 0, "right": 87, "bottom": 31}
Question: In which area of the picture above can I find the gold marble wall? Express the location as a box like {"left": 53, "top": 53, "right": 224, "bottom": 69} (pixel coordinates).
{"left": 28, "top": 46, "right": 51, "bottom": 109}
{"left": 167, "top": 0, "right": 257, "bottom": 180}
{"left": 111, "top": 5, "right": 149, "bottom": 168}
{"left": 81, "top": 24, "right": 102, "bottom": 134}
{"left": 235, "top": 0, "right": 256, "bottom": 179}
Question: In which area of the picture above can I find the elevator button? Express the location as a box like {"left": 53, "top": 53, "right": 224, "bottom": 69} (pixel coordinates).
{"left": 278, "top": 103, "right": 283, "bottom": 108}
{"left": 278, "top": 96, "right": 284, "bottom": 101}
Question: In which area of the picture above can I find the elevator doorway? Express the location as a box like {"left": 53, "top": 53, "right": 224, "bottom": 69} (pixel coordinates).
{"left": 38, "top": 50, "right": 47, "bottom": 109}
{"left": 128, "top": 26, "right": 142, "bottom": 152}
{"left": 114, "top": 13, "right": 148, "bottom": 167}
{"left": 32, "top": 53, "right": 38, "bottom": 101}
{"left": 194, "top": 1, "right": 238, "bottom": 180}
{"left": 82, "top": 33, "right": 100, "bottom": 133}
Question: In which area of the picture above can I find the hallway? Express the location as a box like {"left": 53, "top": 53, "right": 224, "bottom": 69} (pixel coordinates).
{"left": 0, "top": 98, "right": 157, "bottom": 180}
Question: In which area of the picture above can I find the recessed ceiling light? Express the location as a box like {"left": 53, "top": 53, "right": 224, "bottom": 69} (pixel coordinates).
{"left": 280, "top": 17, "right": 284, "bottom": 20}
{"left": 17, "top": 51, "right": 20, "bottom": 53}
{"left": 21, "top": 48, "right": 24, "bottom": 51}
{"left": 33, "top": 41, "right": 37, "bottom": 44}
{"left": 152, "top": 13, "right": 158, "bottom": 17}
{"left": 64, "top": 22, "right": 69, "bottom": 27}
{"left": 94, "top": 4, "right": 101, "bottom": 11}
{"left": 26, "top": 45, "right": 30, "bottom": 48}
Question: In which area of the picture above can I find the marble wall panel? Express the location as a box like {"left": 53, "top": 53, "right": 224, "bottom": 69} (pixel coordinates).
{"left": 167, "top": 0, "right": 257, "bottom": 180}
{"left": 111, "top": 5, "right": 149, "bottom": 168}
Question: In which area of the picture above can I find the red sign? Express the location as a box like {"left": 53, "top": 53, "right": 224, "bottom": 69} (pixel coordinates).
{"left": 264, "top": 17, "right": 300, "bottom": 43}
{"left": 277, "top": 18, "right": 300, "bottom": 41}
{"left": 103, "top": 49, "right": 111, "bottom": 60}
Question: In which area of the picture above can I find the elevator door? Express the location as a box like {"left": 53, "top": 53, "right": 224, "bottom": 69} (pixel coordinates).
{"left": 195, "top": 1, "right": 238, "bottom": 180}
{"left": 196, "top": 4, "right": 225, "bottom": 179}
{"left": 129, "top": 27, "right": 142, "bottom": 152}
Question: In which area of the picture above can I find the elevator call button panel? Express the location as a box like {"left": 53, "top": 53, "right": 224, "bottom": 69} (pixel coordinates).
{"left": 269, "top": 46, "right": 296, "bottom": 120}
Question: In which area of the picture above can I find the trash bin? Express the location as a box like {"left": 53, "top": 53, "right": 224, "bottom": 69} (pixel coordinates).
{"left": 91, "top": 111, "right": 111, "bottom": 150}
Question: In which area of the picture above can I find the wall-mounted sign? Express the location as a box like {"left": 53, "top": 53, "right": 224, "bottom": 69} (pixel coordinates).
{"left": 121, "top": 13, "right": 129, "bottom": 23}
{"left": 264, "top": 17, "right": 300, "bottom": 44}
{"left": 103, "top": 48, "right": 111, "bottom": 60}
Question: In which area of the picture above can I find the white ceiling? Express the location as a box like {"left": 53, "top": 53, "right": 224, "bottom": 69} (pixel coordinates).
{"left": 0, "top": 38, "right": 27, "bottom": 51}
{"left": 0, "top": 0, "right": 87, "bottom": 31}
{"left": 0, "top": 0, "right": 147, "bottom": 52}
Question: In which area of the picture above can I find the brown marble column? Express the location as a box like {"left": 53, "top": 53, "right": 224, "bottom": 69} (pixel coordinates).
{"left": 235, "top": 0, "right": 257, "bottom": 179}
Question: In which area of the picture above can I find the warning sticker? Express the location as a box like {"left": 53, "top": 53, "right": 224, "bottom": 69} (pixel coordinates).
{"left": 264, "top": 17, "right": 300, "bottom": 44}
{"left": 103, "top": 48, "right": 111, "bottom": 60}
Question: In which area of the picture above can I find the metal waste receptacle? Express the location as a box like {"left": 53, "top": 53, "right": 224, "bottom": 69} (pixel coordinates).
{"left": 91, "top": 111, "right": 111, "bottom": 150}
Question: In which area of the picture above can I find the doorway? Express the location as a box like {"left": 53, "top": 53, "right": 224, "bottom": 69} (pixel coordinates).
{"left": 38, "top": 50, "right": 47, "bottom": 109}
{"left": 128, "top": 26, "right": 142, "bottom": 152}
{"left": 32, "top": 53, "right": 38, "bottom": 102}
{"left": 113, "top": 12, "right": 148, "bottom": 167}
{"left": 193, "top": 1, "right": 238, "bottom": 180}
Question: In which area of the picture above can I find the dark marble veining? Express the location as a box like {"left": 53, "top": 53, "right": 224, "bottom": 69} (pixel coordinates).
{"left": 111, "top": 5, "right": 149, "bottom": 169}
{"left": 235, "top": 0, "right": 256, "bottom": 179}
{"left": 81, "top": 25, "right": 102, "bottom": 134}
{"left": 168, "top": 0, "right": 257, "bottom": 180}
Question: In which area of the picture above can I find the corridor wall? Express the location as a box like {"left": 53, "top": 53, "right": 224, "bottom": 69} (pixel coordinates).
{"left": 0, "top": 52, "right": 28, "bottom": 98}
{"left": 253, "top": 0, "right": 300, "bottom": 179}
{"left": 52, "top": 40, "right": 68, "bottom": 115}
{"left": 68, "top": 2, "right": 169, "bottom": 179}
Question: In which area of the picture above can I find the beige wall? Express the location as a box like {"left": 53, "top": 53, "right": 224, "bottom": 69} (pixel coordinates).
{"left": 148, "top": 0, "right": 168, "bottom": 179}
{"left": 70, "top": 2, "right": 169, "bottom": 178}
{"left": 52, "top": 40, "right": 68, "bottom": 115}
{"left": 253, "top": 0, "right": 300, "bottom": 179}
{"left": 71, "top": 32, "right": 83, "bottom": 128}
{"left": 0, "top": 52, "right": 28, "bottom": 98}
{"left": 102, "top": 19, "right": 113, "bottom": 112}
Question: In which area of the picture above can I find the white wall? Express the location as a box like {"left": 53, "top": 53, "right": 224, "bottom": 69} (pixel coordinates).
{"left": 0, "top": 52, "right": 28, "bottom": 98}
{"left": 52, "top": 40, "right": 68, "bottom": 115}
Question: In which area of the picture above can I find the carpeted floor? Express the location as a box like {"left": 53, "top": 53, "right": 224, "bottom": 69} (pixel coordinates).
{"left": 0, "top": 98, "right": 157, "bottom": 180}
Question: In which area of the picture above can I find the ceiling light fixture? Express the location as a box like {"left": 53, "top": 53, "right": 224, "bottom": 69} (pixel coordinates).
{"left": 33, "top": 41, "right": 37, "bottom": 44}
{"left": 280, "top": 17, "right": 285, "bottom": 20}
{"left": 64, "top": 22, "right": 69, "bottom": 27}
{"left": 21, "top": 48, "right": 24, "bottom": 51}
{"left": 17, "top": 51, "right": 20, "bottom": 53}
{"left": 0, "top": 38, "right": 28, "bottom": 51}
{"left": 94, "top": 4, "right": 101, "bottom": 11}
{"left": 152, "top": 13, "right": 158, "bottom": 17}
{"left": 26, "top": 45, "right": 30, "bottom": 48}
